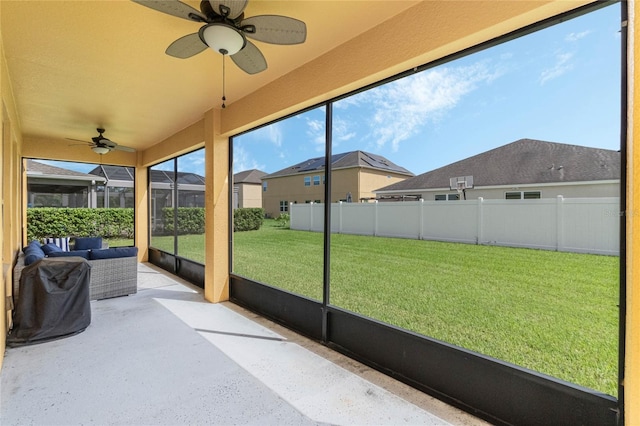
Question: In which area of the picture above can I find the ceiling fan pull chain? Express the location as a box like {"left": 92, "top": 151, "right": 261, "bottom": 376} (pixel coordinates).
{"left": 221, "top": 54, "right": 227, "bottom": 109}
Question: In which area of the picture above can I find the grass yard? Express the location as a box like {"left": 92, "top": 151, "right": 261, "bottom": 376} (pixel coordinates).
{"left": 232, "top": 220, "right": 619, "bottom": 396}
{"left": 148, "top": 234, "right": 206, "bottom": 262}
{"left": 104, "top": 238, "right": 135, "bottom": 247}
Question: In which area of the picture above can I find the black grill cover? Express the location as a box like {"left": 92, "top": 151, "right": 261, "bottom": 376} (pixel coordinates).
{"left": 8, "top": 257, "right": 91, "bottom": 346}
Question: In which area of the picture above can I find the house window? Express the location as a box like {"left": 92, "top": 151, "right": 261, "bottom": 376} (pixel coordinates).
{"left": 279, "top": 201, "right": 289, "bottom": 212}
{"left": 313, "top": 175, "right": 320, "bottom": 185}
{"left": 435, "top": 193, "right": 460, "bottom": 201}
{"left": 506, "top": 191, "right": 541, "bottom": 200}
{"left": 524, "top": 191, "right": 541, "bottom": 199}
{"left": 314, "top": 199, "right": 321, "bottom": 203}
{"left": 304, "top": 176, "right": 311, "bottom": 186}
{"left": 262, "top": 182, "right": 267, "bottom": 192}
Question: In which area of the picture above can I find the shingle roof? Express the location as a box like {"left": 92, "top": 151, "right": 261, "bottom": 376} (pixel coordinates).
{"left": 234, "top": 169, "right": 267, "bottom": 184}
{"left": 263, "top": 150, "right": 413, "bottom": 179}
{"left": 377, "top": 139, "right": 620, "bottom": 192}
{"left": 27, "top": 159, "right": 105, "bottom": 181}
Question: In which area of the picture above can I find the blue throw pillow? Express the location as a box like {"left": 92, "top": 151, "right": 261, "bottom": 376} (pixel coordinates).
{"left": 48, "top": 249, "right": 90, "bottom": 259}
{"left": 89, "top": 247, "right": 138, "bottom": 260}
{"left": 23, "top": 240, "right": 41, "bottom": 253}
{"left": 41, "top": 243, "right": 63, "bottom": 255}
{"left": 23, "top": 245, "right": 45, "bottom": 265}
{"left": 74, "top": 237, "right": 103, "bottom": 250}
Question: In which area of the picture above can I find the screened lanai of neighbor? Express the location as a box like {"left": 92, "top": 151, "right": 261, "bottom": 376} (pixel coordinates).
{"left": 1, "top": 1, "right": 640, "bottom": 425}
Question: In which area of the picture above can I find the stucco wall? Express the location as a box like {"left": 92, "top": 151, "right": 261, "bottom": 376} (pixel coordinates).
{"left": 238, "top": 183, "right": 262, "bottom": 209}
{"left": 262, "top": 168, "right": 411, "bottom": 217}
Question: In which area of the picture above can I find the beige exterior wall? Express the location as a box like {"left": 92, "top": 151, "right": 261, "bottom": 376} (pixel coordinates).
{"left": 262, "top": 167, "right": 410, "bottom": 218}
{"left": 1, "top": 13, "right": 24, "bottom": 368}
{"left": 237, "top": 183, "right": 262, "bottom": 209}
{"left": 390, "top": 181, "right": 621, "bottom": 201}
{"left": 358, "top": 169, "right": 410, "bottom": 201}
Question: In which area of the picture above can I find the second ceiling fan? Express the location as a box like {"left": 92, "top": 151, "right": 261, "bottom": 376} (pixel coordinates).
{"left": 133, "top": 0, "right": 307, "bottom": 75}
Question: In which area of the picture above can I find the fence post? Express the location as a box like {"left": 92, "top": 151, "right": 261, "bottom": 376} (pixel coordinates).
{"left": 477, "top": 197, "right": 484, "bottom": 245}
{"left": 289, "top": 202, "right": 293, "bottom": 227}
{"left": 338, "top": 201, "right": 343, "bottom": 234}
{"left": 556, "top": 195, "right": 564, "bottom": 251}
{"left": 309, "top": 202, "right": 314, "bottom": 232}
{"left": 374, "top": 200, "right": 378, "bottom": 237}
{"left": 419, "top": 199, "right": 424, "bottom": 240}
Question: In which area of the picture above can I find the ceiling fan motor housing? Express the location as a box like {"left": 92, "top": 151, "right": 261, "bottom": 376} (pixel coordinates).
{"left": 200, "top": 1, "right": 243, "bottom": 22}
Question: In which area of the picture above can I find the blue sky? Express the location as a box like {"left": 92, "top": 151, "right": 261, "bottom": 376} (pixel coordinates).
{"left": 46, "top": 3, "right": 621, "bottom": 178}
{"left": 233, "top": 3, "right": 621, "bottom": 176}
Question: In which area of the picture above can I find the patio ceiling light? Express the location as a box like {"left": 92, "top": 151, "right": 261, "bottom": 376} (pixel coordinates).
{"left": 92, "top": 146, "right": 110, "bottom": 155}
{"left": 201, "top": 23, "right": 245, "bottom": 56}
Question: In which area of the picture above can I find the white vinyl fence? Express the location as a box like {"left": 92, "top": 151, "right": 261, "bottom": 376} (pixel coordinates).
{"left": 290, "top": 196, "right": 620, "bottom": 255}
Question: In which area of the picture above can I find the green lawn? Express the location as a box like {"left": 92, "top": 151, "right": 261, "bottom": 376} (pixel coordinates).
{"left": 149, "top": 220, "right": 620, "bottom": 396}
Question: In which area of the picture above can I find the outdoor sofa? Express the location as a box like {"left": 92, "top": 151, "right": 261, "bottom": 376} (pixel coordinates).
{"left": 13, "top": 237, "right": 138, "bottom": 303}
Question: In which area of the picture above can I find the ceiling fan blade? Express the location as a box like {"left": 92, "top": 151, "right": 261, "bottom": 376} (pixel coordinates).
{"left": 113, "top": 145, "right": 136, "bottom": 152}
{"left": 66, "top": 138, "right": 90, "bottom": 144}
{"left": 132, "top": 0, "right": 206, "bottom": 22}
{"left": 231, "top": 40, "right": 267, "bottom": 74}
{"left": 166, "top": 33, "right": 208, "bottom": 58}
{"left": 208, "top": 0, "right": 247, "bottom": 19}
{"left": 241, "top": 15, "right": 307, "bottom": 45}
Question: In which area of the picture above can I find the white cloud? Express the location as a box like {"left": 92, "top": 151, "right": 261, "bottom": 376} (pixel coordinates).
{"left": 348, "top": 60, "right": 503, "bottom": 152}
{"left": 178, "top": 150, "right": 205, "bottom": 175}
{"left": 332, "top": 117, "right": 356, "bottom": 144}
{"left": 233, "top": 145, "right": 265, "bottom": 173}
{"left": 306, "top": 116, "right": 357, "bottom": 153}
{"left": 305, "top": 118, "right": 326, "bottom": 152}
{"left": 252, "top": 122, "right": 283, "bottom": 147}
{"left": 565, "top": 30, "right": 591, "bottom": 42}
{"left": 539, "top": 51, "right": 574, "bottom": 85}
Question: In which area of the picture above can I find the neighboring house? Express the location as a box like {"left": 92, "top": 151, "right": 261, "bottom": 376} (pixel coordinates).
{"left": 233, "top": 169, "right": 267, "bottom": 209}
{"left": 27, "top": 159, "right": 106, "bottom": 208}
{"left": 261, "top": 150, "right": 414, "bottom": 218}
{"left": 27, "top": 161, "right": 206, "bottom": 222}
{"left": 375, "top": 139, "right": 621, "bottom": 201}
{"left": 90, "top": 165, "right": 206, "bottom": 211}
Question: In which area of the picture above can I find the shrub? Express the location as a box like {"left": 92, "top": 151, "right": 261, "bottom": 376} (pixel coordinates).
{"left": 27, "top": 208, "right": 134, "bottom": 241}
{"left": 275, "top": 213, "right": 290, "bottom": 228}
{"left": 234, "top": 208, "right": 264, "bottom": 232}
{"left": 162, "top": 207, "right": 205, "bottom": 235}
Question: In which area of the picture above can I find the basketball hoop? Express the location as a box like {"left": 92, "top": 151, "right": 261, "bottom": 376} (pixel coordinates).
{"left": 449, "top": 176, "right": 474, "bottom": 200}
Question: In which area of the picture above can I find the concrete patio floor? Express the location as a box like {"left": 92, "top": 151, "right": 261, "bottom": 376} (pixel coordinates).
{"left": 1, "top": 262, "right": 489, "bottom": 425}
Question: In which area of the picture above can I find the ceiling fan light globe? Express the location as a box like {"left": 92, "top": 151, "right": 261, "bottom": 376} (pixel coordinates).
{"left": 201, "top": 23, "right": 245, "bottom": 55}
{"left": 92, "top": 146, "right": 110, "bottom": 155}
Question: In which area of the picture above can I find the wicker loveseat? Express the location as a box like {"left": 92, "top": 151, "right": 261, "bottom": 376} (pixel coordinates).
{"left": 13, "top": 239, "right": 138, "bottom": 302}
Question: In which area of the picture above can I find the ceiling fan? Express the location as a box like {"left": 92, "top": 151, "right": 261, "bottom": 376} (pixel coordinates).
{"left": 68, "top": 129, "right": 136, "bottom": 155}
{"left": 132, "top": 0, "right": 307, "bottom": 75}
